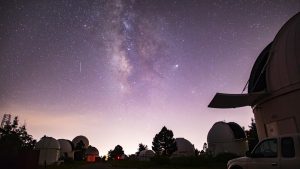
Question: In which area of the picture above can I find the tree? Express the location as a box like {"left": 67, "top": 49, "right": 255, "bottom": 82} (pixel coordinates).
{"left": 74, "top": 140, "right": 86, "bottom": 161}
{"left": 136, "top": 143, "right": 148, "bottom": 156}
{"left": 0, "top": 116, "right": 36, "bottom": 153}
{"left": 152, "top": 126, "right": 177, "bottom": 156}
{"left": 195, "top": 148, "right": 200, "bottom": 156}
{"left": 202, "top": 142, "right": 208, "bottom": 152}
{"left": 108, "top": 145, "right": 125, "bottom": 160}
{"left": 245, "top": 118, "right": 259, "bottom": 152}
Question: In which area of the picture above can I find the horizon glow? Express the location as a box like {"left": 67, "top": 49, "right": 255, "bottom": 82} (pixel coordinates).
{"left": 0, "top": 0, "right": 299, "bottom": 155}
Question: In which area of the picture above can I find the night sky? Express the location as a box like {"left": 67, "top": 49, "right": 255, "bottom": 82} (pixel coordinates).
{"left": 0, "top": 0, "right": 299, "bottom": 155}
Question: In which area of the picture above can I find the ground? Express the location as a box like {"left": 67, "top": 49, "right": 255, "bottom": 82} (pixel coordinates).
{"left": 39, "top": 162, "right": 226, "bottom": 169}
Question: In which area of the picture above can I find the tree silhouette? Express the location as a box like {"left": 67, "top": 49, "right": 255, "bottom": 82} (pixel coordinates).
{"left": 245, "top": 118, "right": 259, "bottom": 152}
{"left": 202, "top": 142, "right": 208, "bottom": 152}
{"left": 108, "top": 145, "right": 125, "bottom": 160}
{"left": 136, "top": 143, "right": 148, "bottom": 155}
{"left": 195, "top": 148, "right": 200, "bottom": 156}
{"left": 74, "top": 140, "right": 86, "bottom": 161}
{"left": 0, "top": 116, "right": 36, "bottom": 153}
{"left": 152, "top": 126, "right": 177, "bottom": 156}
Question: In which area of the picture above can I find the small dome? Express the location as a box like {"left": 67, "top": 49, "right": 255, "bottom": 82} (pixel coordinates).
{"left": 72, "top": 135, "right": 89, "bottom": 149}
{"left": 248, "top": 12, "right": 300, "bottom": 93}
{"left": 86, "top": 146, "right": 99, "bottom": 156}
{"left": 58, "top": 139, "right": 73, "bottom": 153}
{"left": 207, "top": 122, "right": 246, "bottom": 144}
{"left": 175, "top": 138, "right": 195, "bottom": 153}
{"left": 35, "top": 136, "right": 60, "bottom": 150}
{"left": 139, "top": 150, "right": 155, "bottom": 157}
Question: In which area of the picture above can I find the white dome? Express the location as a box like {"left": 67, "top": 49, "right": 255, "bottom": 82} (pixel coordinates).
{"left": 207, "top": 122, "right": 248, "bottom": 156}
{"left": 139, "top": 150, "right": 155, "bottom": 157}
{"left": 35, "top": 136, "right": 61, "bottom": 165}
{"left": 172, "top": 138, "right": 195, "bottom": 157}
{"left": 207, "top": 122, "right": 246, "bottom": 144}
{"left": 207, "top": 122, "right": 235, "bottom": 143}
{"left": 86, "top": 146, "right": 99, "bottom": 156}
{"left": 58, "top": 139, "right": 73, "bottom": 153}
{"left": 72, "top": 135, "right": 89, "bottom": 149}
{"left": 35, "top": 136, "right": 60, "bottom": 150}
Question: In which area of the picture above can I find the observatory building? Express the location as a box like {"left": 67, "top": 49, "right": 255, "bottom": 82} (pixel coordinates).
{"left": 172, "top": 137, "right": 195, "bottom": 157}
{"left": 72, "top": 135, "right": 89, "bottom": 149}
{"left": 207, "top": 122, "right": 248, "bottom": 156}
{"left": 35, "top": 136, "right": 60, "bottom": 165}
{"left": 72, "top": 135, "right": 89, "bottom": 161}
{"left": 208, "top": 12, "right": 300, "bottom": 140}
{"left": 85, "top": 146, "right": 99, "bottom": 162}
{"left": 138, "top": 150, "right": 155, "bottom": 161}
{"left": 58, "top": 139, "right": 74, "bottom": 160}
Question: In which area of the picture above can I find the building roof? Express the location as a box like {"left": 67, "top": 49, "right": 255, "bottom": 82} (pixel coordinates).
{"left": 207, "top": 121, "right": 246, "bottom": 143}
{"left": 86, "top": 146, "right": 99, "bottom": 155}
{"left": 58, "top": 139, "right": 73, "bottom": 152}
{"left": 35, "top": 136, "right": 60, "bottom": 150}
{"left": 72, "top": 135, "right": 89, "bottom": 149}
{"left": 175, "top": 138, "right": 195, "bottom": 152}
{"left": 227, "top": 122, "right": 246, "bottom": 139}
{"left": 265, "top": 12, "right": 300, "bottom": 92}
{"left": 139, "top": 150, "right": 155, "bottom": 157}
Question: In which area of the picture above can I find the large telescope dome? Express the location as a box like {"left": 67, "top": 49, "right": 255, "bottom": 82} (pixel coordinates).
{"left": 249, "top": 12, "right": 300, "bottom": 93}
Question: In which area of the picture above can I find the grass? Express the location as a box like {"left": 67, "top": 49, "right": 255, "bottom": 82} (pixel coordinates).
{"left": 108, "top": 154, "right": 235, "bottom": 169}
{"left": 36, "top": 153, "right": 236, "bottom": 169}
{"left": 37, "top": 161, "right": 88, "bottom": 169}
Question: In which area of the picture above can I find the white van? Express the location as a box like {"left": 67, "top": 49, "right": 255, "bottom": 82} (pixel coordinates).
{"left": 227, "top": 134, "right": 300, "bottom": 169}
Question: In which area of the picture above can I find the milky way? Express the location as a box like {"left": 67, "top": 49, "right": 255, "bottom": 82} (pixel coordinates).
{"left": 104, "top": 0, "right": 171, "bottom": 96}
{"left": 0, "top": 0, "right": 299, "bottom": 155}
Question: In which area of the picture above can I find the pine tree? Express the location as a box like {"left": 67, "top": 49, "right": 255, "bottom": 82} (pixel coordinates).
{"left": 152, "top": 126, "right": 177, "bottom": 156}
{"left": 136, "top": 143, "right": 148, "bottom": 155}
{"left": 246, "top": 118, "right": 259, "bottom": 151}
{"left": 108, "top": 145, "right": 125, "bottom": 160}
{"left": 0, "top": 116, "right": 36, "bottom": 152}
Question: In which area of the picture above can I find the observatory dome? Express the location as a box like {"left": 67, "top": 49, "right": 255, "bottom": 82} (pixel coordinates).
{"left": 139, "top": 150, "right": 155, "bottom": 161}
{"left": 35, "top": 136, "right": 60, "bottom": 150}
{"left": 58, "top": 139, "right": 73, "bottom": 153}
{"left": 72, "top": 135, "right": 89, "bottom": 149}
{"left": 207, "top": 122, "right": 247, "bottom": 156}
{"left": 35, "top": 136, "right": 60, "bottom": 165}
{"left": 86, "top": 146, "right": 99, "bottom": 155}
{"left": 139, "top": 150, "right": 155, "bottom": 157}
{"left": 175, "top": 138, "right": 195, "bottom": 153}
{"left": 172, "top": 138, "right": 195, "bottom": 157}
{"left": 248, "top": 12, "right": 300, "bottom": 93}
{"left": 207, "top": 122, "right": 246, "bottom": 144}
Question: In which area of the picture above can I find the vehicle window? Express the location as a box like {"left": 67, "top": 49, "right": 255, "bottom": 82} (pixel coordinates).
{"left": 281, "top": 137, "right": 295, "bottom": 158}
{"left": 253, "top": 139, "right": 277, "bottom": 158}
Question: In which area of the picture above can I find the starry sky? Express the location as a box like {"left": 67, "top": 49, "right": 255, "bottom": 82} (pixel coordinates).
{"left": 0, "top": 0, "right": 299, "bottom": 155}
